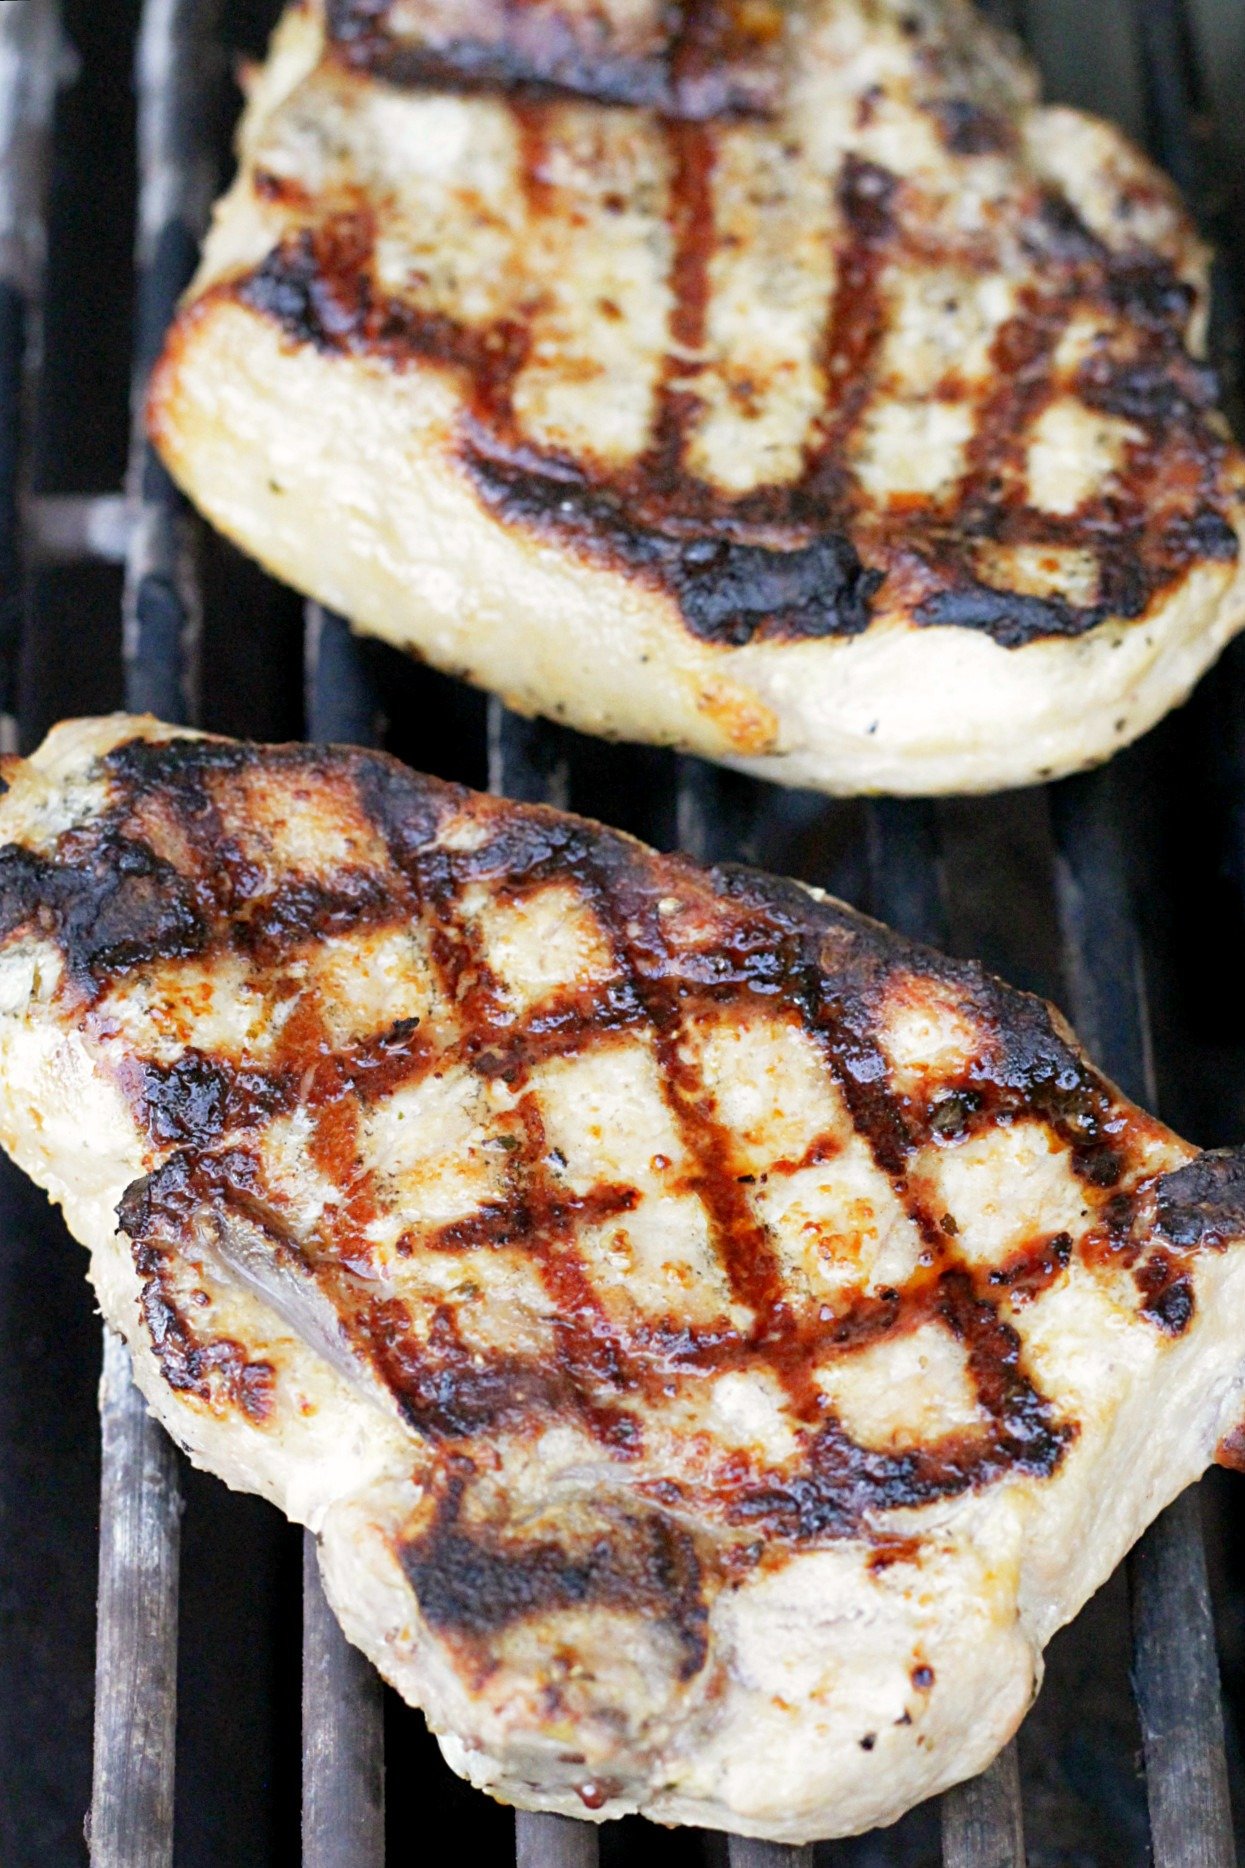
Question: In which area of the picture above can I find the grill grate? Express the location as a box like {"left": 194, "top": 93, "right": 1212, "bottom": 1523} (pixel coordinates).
{"left": 1, "top": 0, "right": 1242, "bottom": 1863}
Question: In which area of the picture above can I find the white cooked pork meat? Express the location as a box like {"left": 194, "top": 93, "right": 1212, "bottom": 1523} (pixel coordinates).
{"left": 3, "top": 715, "right": 1245, "bottom": 1839}
{"left": 148, "top": 0, "right": 1245, "bottom": 795}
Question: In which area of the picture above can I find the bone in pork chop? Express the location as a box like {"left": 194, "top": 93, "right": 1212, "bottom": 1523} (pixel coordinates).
{"left": 1, "top": 714, "right": 1245, "bottom": 1838}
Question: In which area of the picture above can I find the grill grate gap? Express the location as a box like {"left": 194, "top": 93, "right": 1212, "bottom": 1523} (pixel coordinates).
{"left": 0, "top": 0, "right": 62, "bottom": 754}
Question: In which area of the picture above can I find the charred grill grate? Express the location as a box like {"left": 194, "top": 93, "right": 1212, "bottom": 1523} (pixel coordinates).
{"left": 0, "top": 0, "right": 1242, "bottom": 1863}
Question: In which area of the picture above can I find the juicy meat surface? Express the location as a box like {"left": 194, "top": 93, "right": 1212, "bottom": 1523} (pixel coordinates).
{"left": 148, "top": 0, "right": 1245, "bottom": 792}
{"left": 3, "top": 715, "right": 1245, "bottom": 1839}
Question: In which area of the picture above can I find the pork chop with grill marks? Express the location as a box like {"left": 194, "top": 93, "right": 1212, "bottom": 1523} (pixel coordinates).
{"left": 4, "top": 715, "right": 1245, "bottom": 1839}
{"left": 148, "top": 0, "right": 1245, "bottom": 795}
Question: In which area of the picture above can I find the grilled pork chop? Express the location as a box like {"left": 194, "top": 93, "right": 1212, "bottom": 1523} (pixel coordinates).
{"left": 4, "top": 714, "right": 1245, "bottom": 1839}
{"left": 148, "top": 0, "right": 1245, "bottom": 795}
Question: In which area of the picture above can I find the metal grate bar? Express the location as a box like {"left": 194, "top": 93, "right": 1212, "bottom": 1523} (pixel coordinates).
{"left": 940, "top": 1746, "right": 1027, "bottom": 1868}
{"left": 302, "top": 602, "right": 388, "bottom": 1867}
{"left": 489, "top": 697, "right": 602, "bottom": 1868}
{"left": 305, "top": 602, "right": 382, "bottom": 748}
{"left": 0, "top": 0, "right": 62, "bottom": 754}
{"left": 515, "top": 1812, "right": 603, "bottom": 1868}
{"left": 864, "top": 799, "right": 945, "bottom": 949}
{"left": 123, "top": 0, "right": 221, "bottom": 724}
{"left": 26, "top": 491, "right": 132, "bottom": 565}
{"left": 91, "top": 3, "right": 224, "bottom": 1858}
{"left": 1050, "top": 769, "right": 1234, "bottom": 1868}
{"left": 301, "top": 1530, "right": 387, "bottom": 1868}
{"left": 1130, "top": 1486, "right": 1235, "bottom": 1868}
{"left": 727, "top": 1841, "right": 814, "bottom": 1868}
{"left": 90, "top": 1331, "right": 182, "bottom": 1868}
{"left": 488, "top": 701, "right": 572, "bottom": 808}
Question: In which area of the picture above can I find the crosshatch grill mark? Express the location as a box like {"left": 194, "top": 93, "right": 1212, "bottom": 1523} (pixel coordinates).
{"left": 4, "top": 733, "right": 1239, "bottom": 1646}
{"left": 218, "top": 9, "right": 1239, "bottom": 652}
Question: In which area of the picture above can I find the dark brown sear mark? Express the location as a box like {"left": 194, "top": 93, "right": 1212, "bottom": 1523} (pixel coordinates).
{"left": 137, "top": 1050, "right": 291, "bottom": 1148}
{"left": 716, "top": 1261, "right": 1073, "bottom": 1539}
{"left": 1124, "top": 1148, "right": 1245, "bottom": 1335}
{"left": 928, "top": 97, "right": 1015, "bottom": 156}
{"left": 457, "top": 147, "right": 899, "bottom": 646}
{"left": 986, "top": 1231, "right": 1073, "bottom": 1307}
{"left": 12, "top": 732, "right": 1242, "bottom": 1651}
{"left": 401, "top": 1467, "right": 711, "bottom": 1676}
{"left": 117, "top": 1150, "right": 278, "bottom": 1422}
{"left": 1135, "top": 1250, "right": 1195, "bottom": 1334}
{"left": 0, "top": 835, "right": 208, "bottom": 990}
{"left": 1155, "top": 1148, "right": 1245, "bottom": 1247}
{"left": 325, "top": 0, "right": 787, "bottom": 121}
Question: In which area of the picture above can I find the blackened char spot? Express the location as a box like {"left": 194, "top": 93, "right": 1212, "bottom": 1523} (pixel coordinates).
{"left": 324, "top": 0, "right": 388, "bottom": 44}
{"left": 1031, "top": 193, "right": 1199, "bottom": 323}
{"left": 139, "top": 1051, "right": 290, "bottom": 1147}
{"left": 915, "top": 580, "right": 1111, "bottom": 647}
{"left": 238, "top": 231, "right": 364, "bottom": 353}
{"left": 1136, "top": 1252, "right": 1195, "bottom": 1335}
{"left": 0, "top": 838, "right": 207, "bottom": 989}
{"left": 353, "top": 751, "right": 463, "bottom": 870}
{"left": 1166, "top": 509, "right": 1239, "bottom": 563}
{"left": 1029, "top": 190, "right": 1109, "bottom": 267}
{"left": 358, "top": 1300, "right": 570, "bottom": 1438}
{"left": 326, "top": 0, "right": 785, "bottom": 120}
{"left": 929, "top": 97, "right": 1014, "bottom": 156}
{"left": 1156, "top": 1148, "right": 1245, "bottom": 1249}
{"left": 1105, "top": 261, "right": 1198, "bottom": 329}
{"left": 673, "top": 532, "right": 883, "bottom": 643}
{"left": 116, "top": 1146, "right": 266, "bottom": 1246}
{"left": 465, "top": 455, "right": 882, "bottom": 644}
{"left": 233, "top": 870, "right": 400, "bottom": 956}
{"left": 105, "top": 732, "right": 253, "bottom": 790}
{"left": 838, "top": 153, "right": 898, "bottom": 242}
{"left": 1080, "top": 353, "right": 1222, "bottom": 425}
{"left": 401, "top": 1477, "right": 710, "bottom": 1678}
{"left": 362, "top": 37, "right": 679, "bottom": 111}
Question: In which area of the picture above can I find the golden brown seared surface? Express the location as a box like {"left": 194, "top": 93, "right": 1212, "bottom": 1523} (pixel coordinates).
{"left": 5, "top": 718, "right": 1245, "bottom": 1836}
{"left": 169, "top": 0, "right": 1239, "bottom": 653}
